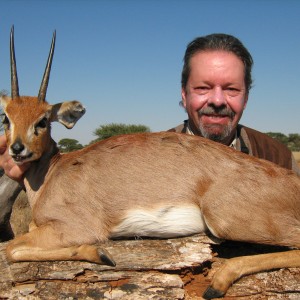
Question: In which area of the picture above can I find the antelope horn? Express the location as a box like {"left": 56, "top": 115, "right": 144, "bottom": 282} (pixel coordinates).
{"left": 10, "top": 26, "right": 19, "bottom": 99}
{"left": 38, "top": 30, "right": 56, "bottom": 102}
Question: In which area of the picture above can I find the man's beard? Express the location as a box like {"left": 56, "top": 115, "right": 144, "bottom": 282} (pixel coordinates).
{"left": 199, "top": 122, "right": 233, "bottom": 143}
{"left": 197, "top": 106, "right": 235, "bottom": 143}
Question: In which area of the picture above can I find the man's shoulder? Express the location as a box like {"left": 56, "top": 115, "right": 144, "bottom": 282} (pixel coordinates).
{"left": 239, "top": 124, "right": 293, "bottom": 169}
{"left": 240, "top": 125, "right": 290, "bottom": 150}
{"left": 167, "top": 121, "right": 188, "bottom": 133}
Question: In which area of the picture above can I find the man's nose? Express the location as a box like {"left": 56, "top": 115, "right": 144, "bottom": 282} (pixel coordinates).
{"left": 207, "top": 87, "right": 226, "bottom": 107}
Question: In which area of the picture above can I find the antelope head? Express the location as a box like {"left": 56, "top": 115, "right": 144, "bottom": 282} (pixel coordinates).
{"left": 0, "top": 27, "right": 85, "bottom": 165}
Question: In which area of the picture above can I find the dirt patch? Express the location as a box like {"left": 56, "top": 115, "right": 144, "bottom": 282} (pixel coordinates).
{"left": 180, "top": 263, "right": 212, "bottom": 299}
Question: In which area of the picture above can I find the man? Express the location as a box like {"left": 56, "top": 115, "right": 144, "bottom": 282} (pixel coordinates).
{"left": 169, "top": 33, "right": 300, "bottom": 175}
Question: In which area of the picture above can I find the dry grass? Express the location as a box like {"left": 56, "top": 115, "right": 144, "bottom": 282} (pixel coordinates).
{"left": 293, "top": 152, "right": 300, "bottom": 168}
{"left": 10, "top": 191, "right": 31, "bottom": 236}
{"left": 293, "top": 152, "right": 300, "bottom": 161}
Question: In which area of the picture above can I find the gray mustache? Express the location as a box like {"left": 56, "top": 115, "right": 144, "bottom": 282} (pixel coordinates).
{"left": 198, "top": 107, "right": 235, "bottom": 118}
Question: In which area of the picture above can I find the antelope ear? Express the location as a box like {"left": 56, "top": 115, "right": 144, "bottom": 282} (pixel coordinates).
{"left": 0, "top": 95, "right": 10, "bottom": 109}
{"left": 51, "top": 100, "right": 86, "bottom": 129}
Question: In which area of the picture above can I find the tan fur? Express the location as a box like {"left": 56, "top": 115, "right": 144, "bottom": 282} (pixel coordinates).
{"left": 1, "top": 95, "right": 300, "bottom": 299}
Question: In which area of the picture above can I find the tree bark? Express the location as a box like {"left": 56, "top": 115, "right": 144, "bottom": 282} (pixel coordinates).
{"left": 0, "top": 235, "right": 299, "bottom": 299}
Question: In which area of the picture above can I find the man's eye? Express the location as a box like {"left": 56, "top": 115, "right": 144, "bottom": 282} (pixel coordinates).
{"left": 194, "top": 86, "right": 210, "bottom": 94}
{"left": 36, "top": 117, "right": 48, "bottom": 129}
{"left": 226, "top": 88, "right": 240, "bottom": 96}
{"left": 195, "top": 86, "right": 209, "bottom": 90}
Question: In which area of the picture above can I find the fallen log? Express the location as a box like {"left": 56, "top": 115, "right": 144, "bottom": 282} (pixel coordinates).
{"left": 0, "top": 234, "right": 300, "bottom": 299}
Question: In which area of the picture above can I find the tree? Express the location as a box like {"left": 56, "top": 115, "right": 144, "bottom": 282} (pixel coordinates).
{"left": 266, "top": 132, "right": 300, "bottom": 151}
{"left": 92, "top": 123, "right": 150, "bottom": 143}
{"left": 287, "top": 133, "right": 300, "bottom": 151}
{"left": 58, "top": 138, "right": 83, "bottom": 153}
{"left": 266, "top": 132, "right": 289, "bottom": 145}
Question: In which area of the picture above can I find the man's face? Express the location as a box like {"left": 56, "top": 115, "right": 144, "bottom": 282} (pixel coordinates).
{"left": 182, "top": 50, "right": 248, "bottom": 144}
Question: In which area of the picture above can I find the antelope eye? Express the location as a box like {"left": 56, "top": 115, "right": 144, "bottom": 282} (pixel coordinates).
{"left": 1, "top": 114, "right": 10, "bottom": 128}
{"left": 36, "top": 117, "right": 48, "bottom": 129}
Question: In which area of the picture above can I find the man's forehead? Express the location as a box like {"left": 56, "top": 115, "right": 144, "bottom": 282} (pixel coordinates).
{"left": 188, "top": 51, "right": 246, "bottom": 82}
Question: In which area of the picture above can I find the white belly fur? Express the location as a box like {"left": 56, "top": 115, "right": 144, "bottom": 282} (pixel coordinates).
{"left": 110, "top": 205, "right": 206, "bottom": 239}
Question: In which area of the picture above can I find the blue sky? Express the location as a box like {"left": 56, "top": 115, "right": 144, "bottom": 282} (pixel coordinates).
{"left": 0, "top": 0, "right": 299, "bottom": 145}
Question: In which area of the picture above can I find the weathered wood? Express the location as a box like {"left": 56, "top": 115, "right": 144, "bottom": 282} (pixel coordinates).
{"left": 0, "top": 234, "right": 212, "bottom": 299}
{"left": 0, "top": 174, "right": 22, "bottom": 241}
{"left": 0, "top": 235, "right": 300, "bottom": 299}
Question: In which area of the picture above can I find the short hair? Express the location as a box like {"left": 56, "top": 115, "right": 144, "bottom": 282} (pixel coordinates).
{"left": 181, "top": 34, "right": 253, "bottom": 94}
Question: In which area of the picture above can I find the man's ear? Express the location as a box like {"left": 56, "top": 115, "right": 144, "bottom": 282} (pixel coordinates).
{"left": 243, "top": 94, "right": 249, "bottom": 110}
{"left": 51, "top": 100, "right": 86, "bottom": 129}
{"left": 181, "top": 87, "right": 187, "bottom": 109}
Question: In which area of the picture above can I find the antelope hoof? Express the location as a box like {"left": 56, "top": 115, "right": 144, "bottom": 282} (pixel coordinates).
{"left": 98, "top": 248, "right": 116, "bottom": 267}
{"left": 202, "top": 286, "right": 225, "bottom": 299}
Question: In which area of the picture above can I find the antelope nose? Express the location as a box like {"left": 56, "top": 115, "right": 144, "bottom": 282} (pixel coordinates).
{"left": 11, "top": 141, "right": 25, "bottom": 155}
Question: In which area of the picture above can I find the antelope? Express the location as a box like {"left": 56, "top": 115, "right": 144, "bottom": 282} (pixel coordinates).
{"left": 1, "top": 28, "right": 300, "bottom": 299}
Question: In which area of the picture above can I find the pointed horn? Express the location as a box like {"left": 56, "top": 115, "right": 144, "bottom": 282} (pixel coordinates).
{"left": 10, "top": 26, "right": 20, "bottom": 99}
{"left": 38, "top": 30, "right": 56, "bottom": 102}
